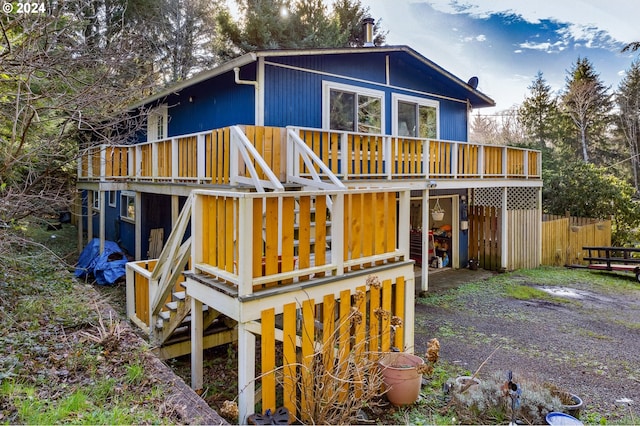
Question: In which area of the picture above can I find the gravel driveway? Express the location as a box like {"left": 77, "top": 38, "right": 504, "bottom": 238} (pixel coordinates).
{"left": 413, "top": 268, "right": 640, "bottom": 422}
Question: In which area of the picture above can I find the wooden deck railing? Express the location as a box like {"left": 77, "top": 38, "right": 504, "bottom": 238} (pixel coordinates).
{"left": 78, "top": 126, "right": 542, "bottom": 183}
{"left": 191, "top": 187, "right": 411, "bottom": 296}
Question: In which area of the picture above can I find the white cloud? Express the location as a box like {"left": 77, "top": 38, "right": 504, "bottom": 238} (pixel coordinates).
{"left": 420, "top": 0, "right": 637, "bottom": 45}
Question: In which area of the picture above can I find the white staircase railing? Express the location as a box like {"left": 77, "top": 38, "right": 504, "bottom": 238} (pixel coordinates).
{"left": 230, "top": 125, "right": 284, "bottom": 192}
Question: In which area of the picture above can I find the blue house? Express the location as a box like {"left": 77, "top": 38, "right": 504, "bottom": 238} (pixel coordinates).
{"left": 76, "top": 38, "right": 542, "bottom": 421}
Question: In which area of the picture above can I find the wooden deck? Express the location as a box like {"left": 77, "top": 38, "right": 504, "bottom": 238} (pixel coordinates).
{"left": 78, "top": 125, "right": 542, "bottom": 186}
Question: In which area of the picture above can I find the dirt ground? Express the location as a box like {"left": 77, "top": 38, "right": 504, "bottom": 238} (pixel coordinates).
{"left": 414, "top": 267, "right": 640, "bottom": 422}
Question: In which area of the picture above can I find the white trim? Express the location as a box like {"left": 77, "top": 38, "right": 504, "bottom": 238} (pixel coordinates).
{"left": 391, "top": 92, "right": 440, "bottom": 139}
{"left": 120, "top": 190, "right": 136, "bottom": 223}
{"left": 92, "top": 190, "right": 100, "bottom": 210}
{"left": 256, "top": 57, "right": 265, "bottom": 126}
{"left": 147, "top": 104, "right": 168, "bottom": 142}
{"left": 321, "top": 81, "right": 386, "bottom": 133}
{"left": 108, "top": 191, "right": 117, "bottom": 208}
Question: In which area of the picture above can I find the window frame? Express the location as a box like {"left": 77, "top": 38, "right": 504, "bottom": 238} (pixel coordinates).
{"left": 391, "top": 93, "right": 440, "bottom": 139}
{"left": 92, "top": 190, "right": 100, "bottom": 211}
{"left": 147, "top": 104, "right": 168, "bottom": 142}
{"left": 322, "top": 81, "right": 386, "bottom": 134}
{"left": 108, "top": 191, "right": 117, "bottom": 208}
{"left": 120, "top": 191, "right": 136, "bottom": 223}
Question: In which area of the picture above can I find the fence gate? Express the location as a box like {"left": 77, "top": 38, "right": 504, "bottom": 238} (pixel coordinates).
{"left": 468, "top": 205, "right": 501, "bottom": 271}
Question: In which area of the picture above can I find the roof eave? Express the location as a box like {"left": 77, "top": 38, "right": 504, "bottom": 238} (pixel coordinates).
{"left": 130, "top": 52, "right": 258, "bottom": 109}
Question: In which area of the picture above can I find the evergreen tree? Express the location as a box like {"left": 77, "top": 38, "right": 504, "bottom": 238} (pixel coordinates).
{"left": 615, "top": 59, "right": 640, "bottom": 192}
{"left": 560, "top": 57, "right": 612, "bottom": 163}
{"left": 215, "top": 0, "right": 385, "bottom": 56}
{"left": 518, "top": 72, "right": 563, "bottom": 149}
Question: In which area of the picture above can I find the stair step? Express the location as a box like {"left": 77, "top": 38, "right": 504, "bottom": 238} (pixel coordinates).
{"left": 159, "top": 311, "right": 170, "bottom": 321}
{"left": 166, "top": 301, "right": 179, "bottom": 311}
{"left": 173, "top": 291, "right": 186, "bottom": 301}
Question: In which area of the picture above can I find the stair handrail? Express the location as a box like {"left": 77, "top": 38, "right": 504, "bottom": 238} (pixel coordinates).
{"left": 286, "top": 127, "right": 346, "bottom": 190}
{"left": 229, "top": 125, "right": 284, "bottom": 192}
{"left": 149, "top": 194, "right": 193, "bottom": 319}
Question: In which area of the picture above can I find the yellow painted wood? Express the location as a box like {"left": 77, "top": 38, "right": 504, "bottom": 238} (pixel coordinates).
{"left": 314, "top": 195, "right": 327, "bottom": 274}
{"left": 343, "top": 193, "right": 351, "bottom": 262}
{"left": 272, "top": 128, "right": 282, "bottom": 180}
{"left": 386, "top": 192, "right": 396, "bottom": 253}
{"left": 369, "top": 283, "right": 380, "bottom": 356}
{"left": 322, "top": 294, "right": 335, "bottom": 374}
{"left": 338, "top": 289, "right": 351, "bottom": 403}
{"left": 261, "top": 308, "right": 276, "bottom": 413}
{"left": 223, "top": 127, "right": 230, "bottom": 184}
{"left": 281, "top": 196, "right": 295, "bottom": 285}
{"left": 350, "top": 193, "right": 362, "bottom": 265}
{"left": 298, "top": 196, "right": 311, "bottom": 280}
{"left": 330, "top": 132, "right": 339, "bottom": 174}
{"left": 264, "top": 197, "right": 278, "bottom": 282}
{"left": 362, "top": 193, "right": 374, "bottom": 260}
{"left": 282, "top": 303, "right": 297, "bottom": 418}
{"left": 394, "top": 276, "right": 405, "bottom": 350}
{"left": 225, "top": 198, "right": 234, "bottom": 274}
{"left": 201, "top": 196, "right": 210, "bottom": 265}
{"left": 353, "top": 285, "right": 366, "bottom": 398}
{"left": 313, "top": 131, "right": 322, "bottom": 174}
{"left": 216, "top": 196, "right": 225, "bottom": 269}
{"left": 300, "top": 299, "right": 315, "bottom": 423}
{"left": 375, "top": 192, "right": 385, "bottom": 256}
{"left": 253, "top": 198, "right": 263, "bottom": 280}
{"left": 381, "top": 279, "right": 392, "bottom": 352}
{"left": 135, "top": 270, "right": 149, "bottom": 326}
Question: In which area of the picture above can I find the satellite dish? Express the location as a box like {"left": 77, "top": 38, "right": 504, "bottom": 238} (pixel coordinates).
{"left": 467, "top": 76, "right": 479, "bottom": 89}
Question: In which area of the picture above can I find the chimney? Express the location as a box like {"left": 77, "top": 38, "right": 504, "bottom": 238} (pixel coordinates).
{"left": 362, "top": 17, "right": 375, "bottom": 47}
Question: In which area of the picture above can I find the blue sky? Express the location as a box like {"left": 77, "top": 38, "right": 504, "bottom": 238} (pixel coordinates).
{"left": 366, "top": 0, "right": 639, "bottom": 114}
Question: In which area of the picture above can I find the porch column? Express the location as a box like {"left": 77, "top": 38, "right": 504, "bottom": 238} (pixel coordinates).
{"left": 191, "top": 297, "right": 203, "bottom": 390}
{"left": 99, "top": 190, "right": 106, "bottom": 253}
{"left": 237, "top": 324, "right": 256, "bottom": 424}
{"left": 87, "top": 190, "right": 93, "bottom": 245}
{"left": 501, "top": 187, "right": 508, "bottom": 271}
{"left": 135, "top": 192, "right": 142, "bottom": 260}
{"left": 420, "top": 188, "right": 429, "bottom": 292}
{"left": 77, "top": 190, "right": 84, "bottom": 254}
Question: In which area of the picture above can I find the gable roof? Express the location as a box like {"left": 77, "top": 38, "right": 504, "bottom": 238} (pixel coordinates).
{"left": 135, "top": 45, "right": 495, "bottom": 109}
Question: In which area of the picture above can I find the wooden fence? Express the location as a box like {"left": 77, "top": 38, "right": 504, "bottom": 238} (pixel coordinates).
{"left": 541, "top": 215, "right": 612, "bottom": 266}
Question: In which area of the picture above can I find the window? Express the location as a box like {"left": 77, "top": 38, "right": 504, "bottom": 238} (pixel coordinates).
{"left": 323, "top": 82, "right": 384, "bottom": 134}
{"left": 120, "top": 191, "right": 136, "bottom": 222}
{"left": 147, "top": 104, "right": 168, "bottom": 141}
{"left": 393, "top": 94, "right": 439, "bottom": 139}
{"left": 92, "top": 191, "right": 100, "bottom": 210}
{"left": 108, "top": 191, "right": 117, "bottom": 208}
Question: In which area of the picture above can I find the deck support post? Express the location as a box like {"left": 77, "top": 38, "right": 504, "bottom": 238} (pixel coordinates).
{"left": 135, "top": 192, "right": 142, "bottom": 260}
{"left": 87, "top": 190, "right": 93, "bottom": 245}
{"left": 237, "top": 324, "right": 256, "bottom": 424}
{"left": 77, "top": 190, "right": 84, "bottom": 254}
{"left": 420, "top": 188, "right": 429, "bottom": 292}
{"left": 191, "top": 297, "right": 204, "bottom": 390}
{"left": 501, "top": 187, "right": 508, "bottom": 270}
{"left": 99, "top": 190, "right": 106, "bottom": 253}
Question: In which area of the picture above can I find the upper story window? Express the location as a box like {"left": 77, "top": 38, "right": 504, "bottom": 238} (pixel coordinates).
{"left": 393, "top": 93, "right": 439, "bottom": 139}
{"left": 147, "top": 104, "right": 168, "bottom": 141}
{"left": 323, "top": 82, "right": 384, "bottom": 134}
{"left": 92, "top": 190, "right": 100, "bottom": 210}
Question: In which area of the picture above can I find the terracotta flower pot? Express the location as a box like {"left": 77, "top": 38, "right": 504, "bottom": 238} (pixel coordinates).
{"left": 379, "top": 353, "right": 424, "bottom": 406}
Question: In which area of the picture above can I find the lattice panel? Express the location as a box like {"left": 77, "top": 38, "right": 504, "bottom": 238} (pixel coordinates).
{"left": 507, "top": 187, "right": 539, "bottom": 210}
{"left": 472, "top": 187, "right": 539, "bottom": 210}
{"left": 472, "top": 187, "right": 503, "bottom": 208}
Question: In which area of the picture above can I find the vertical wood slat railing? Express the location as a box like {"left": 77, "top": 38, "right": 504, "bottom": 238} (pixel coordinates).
{"left": 191, "top": 187, "right": 410, "bottom": 296}
{"left": 255, "top": 275, "right": 408, "bottom": 423}
{"left": 78, "top": 126, "right": 542, "bottom": 183}
{"left": 287, "top": 126, "right": 541, "bottom": 181}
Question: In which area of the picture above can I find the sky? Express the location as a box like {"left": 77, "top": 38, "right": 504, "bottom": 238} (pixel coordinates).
{"left": 364, "top": 0, "right": 639, "bottom": 115}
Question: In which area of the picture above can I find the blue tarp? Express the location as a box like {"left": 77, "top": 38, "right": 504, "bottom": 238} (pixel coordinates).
{"left": 75, "top": 238, "right": 127, "bottom": 285}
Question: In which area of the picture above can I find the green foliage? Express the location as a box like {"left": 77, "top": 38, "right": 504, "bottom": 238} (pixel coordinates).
{"left": 518, "top": 71, "right": 564, "bottom": 149}
{"left": 615, "top": 59, "right": 640, "bottom": 192}
{"left": 216, "top": 0, "right": 386, "bottom": 56}
{"left": 542, "top": 160, "right": 640, "bottom": 244}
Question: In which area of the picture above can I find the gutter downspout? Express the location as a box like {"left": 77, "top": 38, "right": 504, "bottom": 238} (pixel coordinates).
{"left": 234, "top": 66, "right": 262, "bottom": 125}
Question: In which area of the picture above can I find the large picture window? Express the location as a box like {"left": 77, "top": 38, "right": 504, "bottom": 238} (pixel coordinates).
{"left": 393, "top": 94, "right": 439, "bottom": 139}
{"left": 323, "top": 82, "right": 384, "bottom": 134}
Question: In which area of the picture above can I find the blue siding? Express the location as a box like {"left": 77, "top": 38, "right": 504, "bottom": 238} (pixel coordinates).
{"left": 264, "top": 56, "right": 469, "bottom": 140}
{"left": 144, "top": 67, "right": 257, "bottom": 139}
